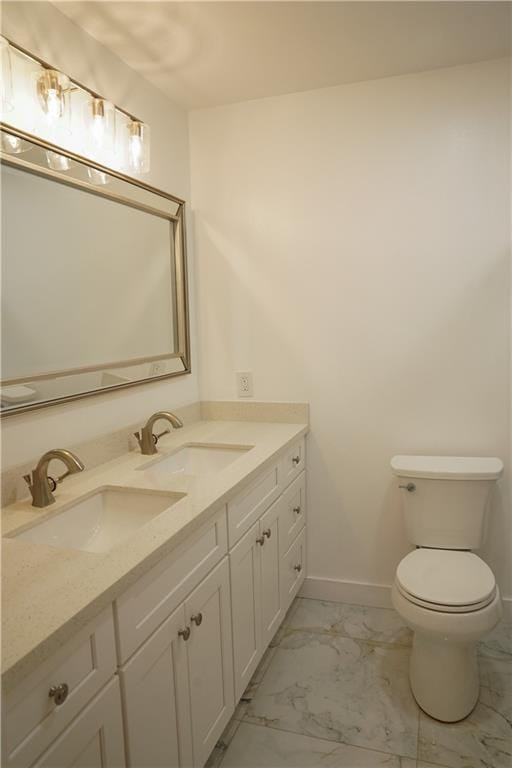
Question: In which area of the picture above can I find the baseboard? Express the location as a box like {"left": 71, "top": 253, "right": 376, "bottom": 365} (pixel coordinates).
{"left": 300, "top": 576, "right": 512, "bottom": 619}
{"left": 502, "top": 596, "right": 512, "bottom": 621}
{"left": 299, "top": 576, "right": 392, "bottom": 608}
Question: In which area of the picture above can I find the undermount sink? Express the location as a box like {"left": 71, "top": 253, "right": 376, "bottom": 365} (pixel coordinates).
{"left": 11, "top": 486, "right": 184, "bottom": 553}
{"left": 139, "top": 443, "right": 253, "bottom": 477}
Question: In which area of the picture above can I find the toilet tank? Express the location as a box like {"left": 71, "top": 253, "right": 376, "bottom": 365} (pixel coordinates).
{"left": 391, "top": 455, "right": 503, "bottom": 550}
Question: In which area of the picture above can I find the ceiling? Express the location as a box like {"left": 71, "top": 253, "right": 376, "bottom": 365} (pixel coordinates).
{"left": 54, "top": 2, "right": 511, "bottom": 110}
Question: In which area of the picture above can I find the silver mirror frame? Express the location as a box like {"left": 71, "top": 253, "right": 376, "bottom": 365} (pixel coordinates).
{"left": 0, "top": 123, "right": 191, "bottom": 417}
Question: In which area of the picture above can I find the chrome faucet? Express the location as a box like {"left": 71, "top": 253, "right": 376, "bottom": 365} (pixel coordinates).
{"left": 134, "top": 410, "right": 183, "bottom": 455}
{"left": 23, "top": 449, "right": 85, "bottom": 508}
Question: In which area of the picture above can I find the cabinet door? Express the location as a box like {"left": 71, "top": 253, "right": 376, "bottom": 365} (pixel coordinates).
{"left": 31, "top": 679, "right": 124, "bottom": 768}
{"left": 229, "top": 522, "right": 262, "bottom": 701}
{"left": 279, "top": 472, "right": 306, "bottom": 556}
{"left": 185, "top": 558, "right": 235, "bottom": 767}
{"left": 119, "top": 603, "right": 193, "bottom": 768}
{"left": 260, "top": 500, "right": 284, "bottom": 648}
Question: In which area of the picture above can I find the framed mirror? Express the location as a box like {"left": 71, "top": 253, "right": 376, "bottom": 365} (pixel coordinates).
{"left": 0, "top": 126, "right": 191, "bottom": 416}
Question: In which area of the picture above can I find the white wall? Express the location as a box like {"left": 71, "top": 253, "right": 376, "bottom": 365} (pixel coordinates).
{"left": 190, "top": 59, "right": 511, "bottom": 598}
{"left": 0, "top": 2, "right": 199, "bottom": 468}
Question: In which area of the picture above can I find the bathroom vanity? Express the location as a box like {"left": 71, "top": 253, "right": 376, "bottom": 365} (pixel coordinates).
{"left": 1, "top": 417, "right": 307, "bottom": 768}
{"left": 0, "top": 100, "right": 307, "bottom": 768}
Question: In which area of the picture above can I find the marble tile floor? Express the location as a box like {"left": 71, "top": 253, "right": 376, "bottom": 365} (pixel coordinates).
{"left": 207, "top": 598, "right": 512, "bottom": 768}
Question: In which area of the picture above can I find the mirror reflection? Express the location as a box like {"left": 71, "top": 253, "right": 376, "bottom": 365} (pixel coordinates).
{"left": 0, "top": 131, "right": 190, "bottom": 414}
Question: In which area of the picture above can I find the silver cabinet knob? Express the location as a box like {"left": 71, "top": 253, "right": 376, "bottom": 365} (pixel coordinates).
{"left": 398, "top": 482, "right": 416, "bottom": 492}
{"left": 49, "top": 683, "right": 69, "bottom": 706}
{"left": 256, "top": 535, "right": 265, "bottom": 546}
{"left": 178, "top": 627, "right": 191, "bottom": 641}
{"left": 293, "top": 506, "right": 301, "bottom": 514}
{"left": 191, "top": 613, "right": 203, "bottom": 626}
{"left": 262, "top": 528, "right": 272, "bottom": 539}
{"left": 292, "top": 456, "right": 300, "bottom": 465}
{"left": 293, "top": 563, "right": 302, "bottom": 573}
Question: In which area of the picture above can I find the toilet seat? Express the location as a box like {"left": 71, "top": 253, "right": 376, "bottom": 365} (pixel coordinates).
{"left": 396, "top": 549, "right": 496, "bottom": 613}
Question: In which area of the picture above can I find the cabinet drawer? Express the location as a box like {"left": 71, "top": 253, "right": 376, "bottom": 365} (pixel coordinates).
{"left": 227, "top": 462, "right": 280, "bottom": 546}
{"left": 280, "top": 437, "right": 305, "bottom": 489}
{"left": 279, "top": 472, "right": 306, "bottom": 556}
{"left": 3, "top": 607, "right": 117, "bottom": 768}
{"left": 115, "top": 508, "right": 227, "bottom": 662}
{"left": 281, "top": 527, "right": 306, "bottom": 610}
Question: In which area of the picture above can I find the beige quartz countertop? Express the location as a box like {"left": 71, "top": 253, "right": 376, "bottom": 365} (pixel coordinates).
{"left": 2, "top": 418, "right": 307, "bottom": 692}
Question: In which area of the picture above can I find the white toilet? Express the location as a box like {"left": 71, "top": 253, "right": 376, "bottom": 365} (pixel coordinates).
{"left": 390, "top": 454, "right": 503, "bottom": 723}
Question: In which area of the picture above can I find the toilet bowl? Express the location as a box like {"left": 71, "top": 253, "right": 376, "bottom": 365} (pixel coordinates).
{"left": 390, "top": 454, "right": 504, "bottom": 723}
{"left": 391, "top": 549, "right": 502, "bottom": 722}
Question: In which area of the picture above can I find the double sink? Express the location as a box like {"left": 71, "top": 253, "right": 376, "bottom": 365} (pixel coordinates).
{"left": 11, "top": 443, "right": 252, "bottom": 554}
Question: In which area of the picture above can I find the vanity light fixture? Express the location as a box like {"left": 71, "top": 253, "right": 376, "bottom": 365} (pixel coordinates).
{"left": 1, "top": 36, "right": 151, "bottom": 176}
{"left": 127, "top": 120, "right": 150, "bottom": 174}
{"left": 1, "top": 131, "right": 30, "bottom": 154}
{"left": 0, "top": 36, "right": 13, "bottom": 113}
{"left": 36, "top": 68, "right": 71, "bottom": 131}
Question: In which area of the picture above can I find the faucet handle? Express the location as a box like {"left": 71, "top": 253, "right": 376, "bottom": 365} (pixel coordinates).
{"left": 133, "top": 430, "right": 143, "bottom": 446}
{"left": 153, "top": 428, "right": 171, "bottom": 445}
{"left": 23, "top": 472, "right": 33, "bottom": 487}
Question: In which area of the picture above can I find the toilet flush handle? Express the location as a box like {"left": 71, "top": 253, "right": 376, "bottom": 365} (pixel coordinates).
{"left": 399, "top": 482, "right": 416, "bottom": 492}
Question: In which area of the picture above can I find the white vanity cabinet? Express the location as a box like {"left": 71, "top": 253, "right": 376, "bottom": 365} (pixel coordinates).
{"left": 119, "top": 559, "right": 234, "bottom": 768}
{"left": 119, "top": 603, "right": 192, "bottom": 768}
{"left": 2, "top": 608, "right": 124, "bottom": 768}
{"left": 4, "top": 434, "right": 307, "bottom": 768}
{"left": 229, "top": 454, "right": 306, "bottom": 702}
{"left": 184, "top": 559, "right": 234, "bottom": 766}
{"left": 115, "top": 510, "right": 234, "bottom": 768}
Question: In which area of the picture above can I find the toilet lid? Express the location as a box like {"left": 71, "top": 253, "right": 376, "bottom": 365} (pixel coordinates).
{"left": 396, "top": 549, "right": 496, "bottom": 609}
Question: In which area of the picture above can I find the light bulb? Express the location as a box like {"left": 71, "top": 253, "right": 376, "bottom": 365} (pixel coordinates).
{"left": 91, "top": 113, "right": 105, "bottom": 146}
{"left": 45, "top": 150, "right": 72, "bottom": 171}
{"left": 36, "top": 69, "right": 70, "bottom": 132}
{"left": 127, "top": 120, "right": 150, "bottom": 174}
{"left": 85, "top": 98, "right": 115, "bottom": 159}
{"left": 129, "top": 134, "right": 143, "bottom": 171}
{"left": 45, "top": 89, "right": 61, "bottom": 124}
{"left": 1, "top": 132, "right": 30, "bottom": 154}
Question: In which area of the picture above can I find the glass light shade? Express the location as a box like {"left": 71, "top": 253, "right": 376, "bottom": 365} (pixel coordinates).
{"left": 45, "top": 150, "right": 72, "bottom": 171}
{"left": 87, "top": 167, "right": 109, "bottom": 185}
{"left": 85, "top": 97, "right": 115, "bottom": 156}
{"left": 36, "top": 68, "right": 71, "bottom": 132}
{"left": 1, "top": 132, "right": 31, "bottom": 154}
{"left": 0, "top": 36, "right": 14, "bottom": 113}
{"left": 127, "top": 120, "right": 150, "bottom": 174}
